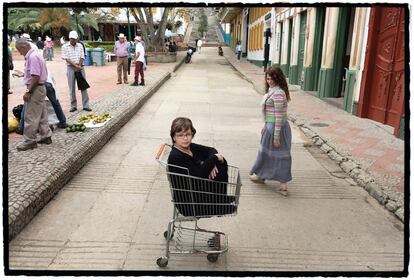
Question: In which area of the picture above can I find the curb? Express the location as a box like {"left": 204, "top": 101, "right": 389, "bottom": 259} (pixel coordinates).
{"left": 290, "top": 114, "right": 404, "bottom": 222}
{"left": 8, "top": 55, "right": 186, "bottom": 240}
{"left": 222, "top": 53, "right": 404, "bottom": 222}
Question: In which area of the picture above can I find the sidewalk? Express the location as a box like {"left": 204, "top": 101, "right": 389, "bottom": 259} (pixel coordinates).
{"left": 7, "top": 51, "right": 187, "bottom": 240}
{"left": 222, "top": 47, "right": 405, "bottom": 221}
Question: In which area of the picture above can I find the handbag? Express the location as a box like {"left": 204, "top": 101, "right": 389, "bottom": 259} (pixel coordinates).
{"left": 74, "top": 71, "right": 90, "bottom": 91}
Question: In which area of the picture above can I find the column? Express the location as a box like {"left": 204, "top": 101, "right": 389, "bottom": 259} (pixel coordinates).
{"left": 280, "top": 18, "right": 290, "bottom": 76}
{"left": 318, "top": 7, "right": 339, "bottom": 98}
{"left": 288, "top": 13, "right": 301, "bottom": 84}
{"left": 302, "top": 8, "right": 317, "bottom": 90}
{"left": 344, "top": 8, "right": 369, "bottom": 114}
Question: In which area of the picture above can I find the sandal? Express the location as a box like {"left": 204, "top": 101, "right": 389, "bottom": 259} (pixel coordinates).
{"left": 249, "top": 174, "right": 265, "bottom": 184}
{"left": 276, "top": 183, "right": 288, "bottom": 196}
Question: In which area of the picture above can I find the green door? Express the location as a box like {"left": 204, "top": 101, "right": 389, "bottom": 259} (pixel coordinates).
{"left": 298, "top": 11, "right": 307, "bottom": 87}
{"left": 303, "top": 7, "right": 325, "bottom": 91}
{"left": 312, "top": 8, "right": 325, "bottom": 90}
{"left": 332, "top": 7, "right": 351, "bottom": 97}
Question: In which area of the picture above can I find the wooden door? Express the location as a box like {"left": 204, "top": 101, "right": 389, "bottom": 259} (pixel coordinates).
{"left": 385, "top": 9, "right": 405, "bottom": 134}
{"left": 359, "top": 7, "right": 405, "bottom": 135}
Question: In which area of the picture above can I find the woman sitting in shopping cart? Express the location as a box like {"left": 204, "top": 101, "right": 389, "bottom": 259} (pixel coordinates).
{"left": 167, "top": 117, "right": 236, "bottom": 217}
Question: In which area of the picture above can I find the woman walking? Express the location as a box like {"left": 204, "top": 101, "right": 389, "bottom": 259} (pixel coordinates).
{"left": 249, "top": 66, "right": 292, "bottom": 196}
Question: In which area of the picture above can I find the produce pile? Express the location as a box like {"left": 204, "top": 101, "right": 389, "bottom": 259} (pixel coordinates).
{"left": 66, "top": 123, "right": 86, "bottom": 133}
{"left": 66, "top": 112, "right": 112, "bottom": 133}
{"left": 78, "top": 112, "right": 111, "bottom": 125}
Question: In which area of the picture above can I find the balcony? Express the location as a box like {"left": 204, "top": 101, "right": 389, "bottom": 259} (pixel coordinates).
{"left": 218, "top": 7, "right": 243, "bottom": 23}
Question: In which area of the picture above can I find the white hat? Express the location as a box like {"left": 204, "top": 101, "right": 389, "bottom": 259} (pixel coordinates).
{"left": 69, "top": 30, "right": 78, "bottom": 39}
{"left": 21, "top": 33, "right": 32, "bottom": 41}
{"left": 46, "top": 37, "right": 52, "bottom": 42}
{"left": 118, "top": 33, "right": 126, "bottom": 39}
{"left": 134, "top": 36, "right": 141, "bottom": 41}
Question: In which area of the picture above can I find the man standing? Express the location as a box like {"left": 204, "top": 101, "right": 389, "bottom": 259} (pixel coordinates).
{"left": 197, "top": 38, "right": 203, "bottom": 53}
{"left": 15, "top": 39, "right": 52, "bottom": 151}
{"left": 36, "top": 36, "right": 44, "bottom": 50}
{"left": 131, "top": 36, "right": 145, "bottom": 86}
{"left": 114, "top": 33, "right": 129, "bottom": 84}
{"left": 21, "top": 33, "right": 39, "bottom": 51}
{"left": 45, "top": 36, "right": 54, "bottom": 61}
{"left": 61, "top": 30, "right": 92, "bottom": 112}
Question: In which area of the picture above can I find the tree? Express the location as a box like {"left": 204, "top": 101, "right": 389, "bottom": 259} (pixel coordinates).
{"left": 39, "top": 8, "right": 71, "bottom": 38}
{"left": 8, "top": 8, "right": 42, "bottom": 32}
{"left": 7, "top": 7, "right": 99, "bottom": 39}
{"left": 69, "top": 8, "right": 99, "bottom": 37}
{"left": 129, "top": 7, "right": 172, "bottom": 51}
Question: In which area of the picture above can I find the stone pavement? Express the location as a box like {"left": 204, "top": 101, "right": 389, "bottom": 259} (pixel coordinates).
{"left": 9, "top": 47, "right": 404, "bottom": 273}
{"left": 7, "top": 50, "right": 187, "bottom": 240}
{"left": 222, "top": 47, "right": 405, "bottom": 222}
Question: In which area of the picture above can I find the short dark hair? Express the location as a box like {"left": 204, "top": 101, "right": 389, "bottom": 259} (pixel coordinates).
{"left": 170, "top": 117, "right": 196, "bottom": 143}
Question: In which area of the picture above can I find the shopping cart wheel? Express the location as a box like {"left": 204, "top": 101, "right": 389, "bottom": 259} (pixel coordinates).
{"left": 156, "top": 257, "right": 168, "bottom": 267}
{"left": 207, "top": 253, "right": 219, "bottom": 263}
{"left": 163, "top": 230, "right": 174, "bottom": 240}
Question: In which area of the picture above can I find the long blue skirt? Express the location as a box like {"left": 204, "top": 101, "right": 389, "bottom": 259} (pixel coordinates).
{"left": 250, "top": 122, "right": 292, "bottom": 183}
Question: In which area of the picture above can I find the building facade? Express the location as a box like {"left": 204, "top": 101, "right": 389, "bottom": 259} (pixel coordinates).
{"left": 220, "top": 6, "right": 405, "bottom": 138}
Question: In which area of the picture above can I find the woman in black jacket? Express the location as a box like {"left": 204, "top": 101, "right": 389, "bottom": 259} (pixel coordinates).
{"left": 167, "top": 117, "right": 235, "bottom": 216}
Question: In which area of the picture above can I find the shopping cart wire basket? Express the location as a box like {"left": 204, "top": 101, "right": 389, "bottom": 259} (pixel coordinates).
{"left": 155, "top": 143, "right": 242, "bottom": 267}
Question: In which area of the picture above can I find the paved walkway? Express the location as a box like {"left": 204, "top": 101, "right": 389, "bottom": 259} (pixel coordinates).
{"left": 221, "top": 47, "right": 405, "bottom": 222}
{"left": 7, "top": 50, "right": 186, "bottom": 240}
{"left": 9, "top": 47, "right": 404, "bottom": 272}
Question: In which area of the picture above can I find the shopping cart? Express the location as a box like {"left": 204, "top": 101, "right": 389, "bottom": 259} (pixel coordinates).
{"left": 155, "top": 143, "right": 242, "bottom": 267}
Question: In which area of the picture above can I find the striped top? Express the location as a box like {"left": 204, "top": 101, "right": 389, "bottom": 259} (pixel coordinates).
{"left": 61, "top": 42, "right": 84, "bottom": 65}
{"left": 264, "top": 86, "right": 288, "bottom": 140}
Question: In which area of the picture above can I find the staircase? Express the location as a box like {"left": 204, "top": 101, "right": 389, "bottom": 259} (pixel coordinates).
{"left": 188, "top": 8, "right": 221, "bottom": 47}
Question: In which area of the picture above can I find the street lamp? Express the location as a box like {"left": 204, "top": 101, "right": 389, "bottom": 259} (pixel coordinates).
{"left": 126, "top": 7, "right": 132, "bottom": 41}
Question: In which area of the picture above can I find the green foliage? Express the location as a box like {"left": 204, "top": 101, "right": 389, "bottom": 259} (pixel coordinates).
{"left": 197, "top": 9, "right": 208, "bottom": 37}
{"left": 8, "top": 8, "right": 42, "bottom": 32}
{"left": 84, "top": 41, "right": 115, "bottom": 52}
{"left": 97, "top": 44, "right": 114, "bottom": 53}
{"left": 7, "top": 7, "right": 99, "bottom": 37}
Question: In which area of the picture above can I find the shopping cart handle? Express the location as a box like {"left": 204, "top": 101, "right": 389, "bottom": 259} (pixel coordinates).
{"left": 155, "top": 143, "right": 166, "bottom": 160}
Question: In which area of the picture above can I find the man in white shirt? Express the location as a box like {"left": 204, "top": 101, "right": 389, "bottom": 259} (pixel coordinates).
{"left": 61, "top": 30, "right": 91, "bottom": 112}
{"left": 131, "top": 36, "right": 145, "bottom": 86}
{"left": 197, "top": 39, "right": 203, "bottom": 53}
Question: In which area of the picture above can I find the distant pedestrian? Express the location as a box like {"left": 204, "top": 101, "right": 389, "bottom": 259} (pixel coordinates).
{"left": 131, "top": 36, "right": 145, "bottom": 86}
{"left": 45, "top": 36, "right": 54, "bottom": 61}
{"left": 36, "top": 36, "right": 44, "bottom": 50}
{"left": 197, "top": 39, "right": 203, "bottom": 53}
{"left": 97, "top": 36, "right": 103, "bottom": 42}
{"left": 8, "top": 39, "right": 14, "bottom": 95}
{"left": 249, "top": 66, "right": 292, "bottom": 196}
{"left": 61, "top": 30, "right": 92, "bottom": 112}
{"left": 14, "top": 39, "right": 52, "bottom": 151}
{"left": 114, "top": 33, "right": 129, "bottom": 84}
{"left": 21, "top": 33, "right": 39, "bottom": 51}
{"left": 236, "top": 41, "right": 242, "bottom": 62}
{"left": 128, "top": 40, "right": 135, "bottom": 75}
{"left": 138, "top": 35, "right": 148, "bottom": 70}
